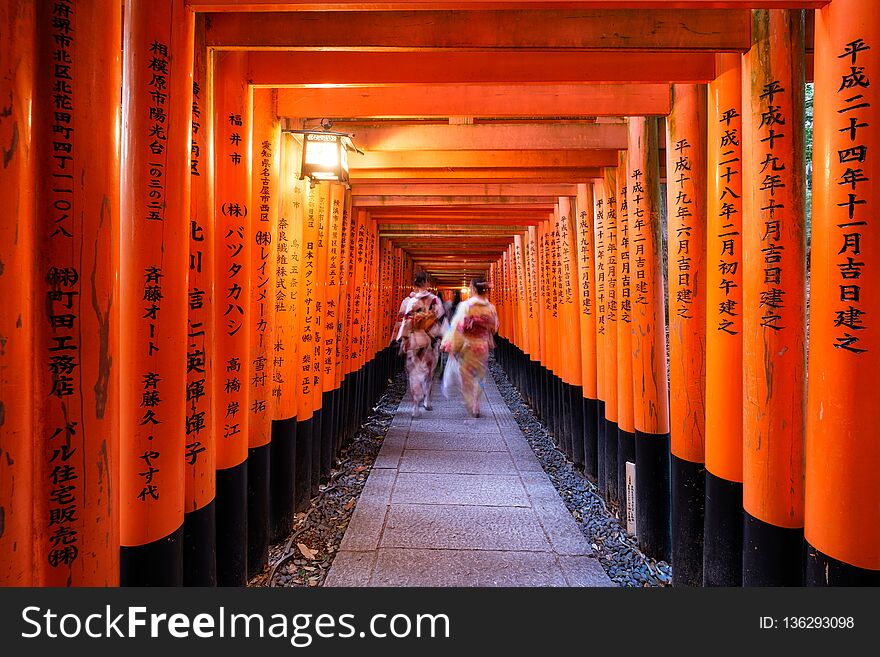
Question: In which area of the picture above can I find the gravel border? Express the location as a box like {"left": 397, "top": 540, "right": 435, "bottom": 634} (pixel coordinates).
{"left": 249, "top": 371, "right": 408, "bottom": 587}
{"left": 489, "top": 357, "right": 672, "bottom": 587}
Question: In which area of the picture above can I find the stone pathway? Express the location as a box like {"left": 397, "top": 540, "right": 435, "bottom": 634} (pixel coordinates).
{"left": 324, "top": 374, "right": 613, "bottom": 587}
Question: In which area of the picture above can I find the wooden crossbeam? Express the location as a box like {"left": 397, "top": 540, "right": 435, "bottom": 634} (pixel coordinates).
{"left": 276, "top": 84, "right": 671, "bottom": 117}
{"left": 355, "top": 183, "right": 579, "bottom": 196}
{"left": 355, "top": 196, "right": 559, "bottom": 207}
{"left": 350, "top": 168, "right": 605, "bottom": 180}
{"left": 206, "top": 9, "right": 751, "bottom": 51}
{"left": 189, "top": 2, "right": 829, "bottom": 11}
{"left": 343, "top": 123, "right": 628, "bottom": 151}
{"left": 248, "top": 51, "right": 717, "bottom": 84}
{"left": 350, "top": 149, "right": 619, "bottom": 169}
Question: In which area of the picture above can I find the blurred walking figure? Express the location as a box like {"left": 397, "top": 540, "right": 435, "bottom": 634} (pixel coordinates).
{"left": 442, "top": 278, "right": 499, "bottom": 417}
{"left": 396, "top": 272, "right": 445, "bottom": 417}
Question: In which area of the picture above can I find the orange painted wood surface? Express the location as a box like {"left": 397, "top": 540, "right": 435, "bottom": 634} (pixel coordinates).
{"left": 666, "top": 84, "right": 707, "bottom": 464}
{"left": 741, "top": 9, "right": 806, "bottom": 529}
{"left": 0, "top": 0, "right": 35, "bottom": 586}
{"left": 806, "top": 0, "right": 880, "bottom": 570}
{"left": 705, "top": 53, "right": 744, "bottom": 484}
{"left": 120, "top": 0, "right": 193, "bottom": 553}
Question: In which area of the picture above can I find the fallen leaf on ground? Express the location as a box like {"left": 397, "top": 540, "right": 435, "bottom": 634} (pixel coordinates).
{"left": 297, "top": 543, "right": 317, "bottom": 560}
{"left": 343, "top": 499, "right": 356, "bottom": 511}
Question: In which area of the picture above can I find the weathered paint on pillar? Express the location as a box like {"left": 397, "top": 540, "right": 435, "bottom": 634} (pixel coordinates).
{"left": 628, "top": 116, "right": 672, "bottom": 562}
{"left": 0, "top": 0, "right": 35, "bottom": 586}
{"left": 603, "top": 168, "right": 619, "bottom": 505}
{"left": 741, "top": 8, "right": 806, "bottom": 586}
{"left": 212, "top": 50, "right": 251, "bottom": 586}
{"left": 616, "top": 152, "right": 636, "bottom": 533}
{"left": 705, "top": 52, "right": 745, "bottom": 587}
{"left": 575, "top": 183, "right": 599, "bottom": 481}
{"left": 120, "top": 0, "right": 193, "bottom": 586}
{"left": 667, "top": 84, "right": 708, "bottom": 587}
{"left": 184, "top": 15, "right": 216, "bottom": 585}
{"left": 807, "top": 0, "right": 880, "bottom": 585}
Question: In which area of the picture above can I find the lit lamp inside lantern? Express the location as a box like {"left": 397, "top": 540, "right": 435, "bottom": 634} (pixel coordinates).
{"left": 299, "top": 130, "right": 353, "bottom": 185}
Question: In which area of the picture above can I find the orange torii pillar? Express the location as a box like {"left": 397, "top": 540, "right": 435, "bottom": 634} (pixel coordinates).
{"left": 120, "top": 0, "right": 193, "bottom": 586}
{"left": 337, "top": 195, "right": 356, "bottom": 446}
{"left": 326, "top": 186, "right": 347, "bottom": 464}
{"left": 24, "top": 0, "right": 122, "bottom": 586}
{"left": 301, "top": 184, "right": 321, "bottom": 496}
{"left": 313, "top": 183, "right": 331, "bottom": 486}
{"left": 705, "top": 53, "right": 745, "bottom": 587}
{"left": 270, "top": 123, "right": 298, "bottom": 540}
{"left": 547, "top": 215, "right": 564, "bottom": 444}
{"left": 560, "top": 197, "right": 585, "bottom": 468}
{"left": 575, "top": 183, "right": 600, "bottom": 481}
{"left": 184, "top": 17, "right": 215, "bottom": 585}
{"left": 667, "top": 84, "right": 708, "bottom": 586}
{"left": 616, "top": 153, "right": 637, "bottom": 531}
{"left": 514, "top": 235, "right": 531, "bottom": 412}
{"left": 628, "top": 117, "right": 672, "bottom": 562}
{"left": 247, "top": 88, "right": 278, "bottom": 578}
{"left": 741, "top": 9, "right": 806, "bottom": 586}
{"left": 593, "top": 181, "right": 608, "bottom": 494}
{"left": 602, "top": 168, "right": 619, "bottom": 506}
{"left": 213, "top": 50, "right": 252, "bottom": 586}
{"left": 807, "top": 0, "right": 880, "bottom": 585}
{"left": 537, "top": 222, "right": 551, "bottom": 428}
{"left": 0, "top": 0, "right": 35, "bottom": 587}
{"left": 526, "top": 226, "right": 542, "bottom": 411}
{"left": 288, "top": 170, "right": 311, "bottom": 513}
{"left": 550, "top": 206, "right": 570, "bottom": 457}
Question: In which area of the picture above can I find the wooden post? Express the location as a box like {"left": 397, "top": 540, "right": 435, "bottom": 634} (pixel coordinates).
{"left": 184, "top": 15, "right": 215, "bottom": 585}
{"left": 247, "top": 87, "right": 277, "bottom": 579}
{"left": 628, "top": 116, "right": 672, "bottom": 562}
{"left": 806, "top": 0, "right": 880, "bottom": 585}
{"left": 616, "top": 152, "right": 637, "bottom": 533}
{"left": 741, "top": 8, "right": 807, "bottom": 586}
{"left": 593, "top": 180, "right": 608, "bottom": 496}
{"left": 212, "top": 50, "right": 251, "bottom": 586}
{"left": 575, "top": 183, "right": 599, "bottom": 481}
{"left": 0, "top": 0, "right": 35, "bottom": 586}
{"left": 603, "top": 168, "right": 619, "bottom": 506}
{"left": 667, "top": 84, "right": 708, "bottom": 586}
{"left": 560, "top": 197, "right": 585, "bottom": 468}
{"left": 705, "top": 52, "right": 745, "bottom": 587}
{"left": 120, "top": 0, "right": 192, "bottom": 586}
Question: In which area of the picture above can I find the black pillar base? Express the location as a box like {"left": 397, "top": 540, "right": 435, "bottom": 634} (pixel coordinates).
{"left": 671, "top": 454, "right": 705, "bottom": 587}
{"left": 246, "top": 443, "right": 270, "bottom": 580}
{"left": 183, "top": 500, "right": 216, "bottom": 586}
{"left": 583, "top": 397, "right": 599, "bottom": 482}
{"left": 806, "top": 543, "right": 880, "bottom": 586}
{"left": 311, "top": 408, "right": 323, "bottom": 495}
{"left": 269, "top": 416, "right": 297, "bottom": 543}
{"left": 703, "top": 471, "right": 743, "bottom": 587}
{"left": 570, "top": 385, "right": 585, "bottom": 469}
{"left": 321, "top": 389, "right": 335, "bottom": 481}
{"left": 635, "top": 429, "right": 671, "bottom": 562}
{"left": 597, "top": 400, "right": 607, "bottom": 495}
{"left": 294, "top": 418, "right": 313, "bottom": 512}
{"left": 617, "top": 427, "right": 636, "bottom": 530}
{"left": 216, "top": 459, "right": 248, "bottom": 586}
{"left": 604, "top": 418, "right": 619, "bottom": 506}
{"left": 743, "top": 511, "right": 804, "bottom": 586}
{"left": 121, "top": 524, "right": 184, "bottom": 587}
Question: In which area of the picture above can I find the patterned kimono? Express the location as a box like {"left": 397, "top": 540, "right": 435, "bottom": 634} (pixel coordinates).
{"left": 442, "top": 296, "right": 499, "bottom": 416}
{"left": 396, "top": 290, "right": 445, "bottom": 409}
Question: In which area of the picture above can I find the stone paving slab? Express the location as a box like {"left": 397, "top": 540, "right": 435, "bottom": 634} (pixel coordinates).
{"left": 371, "top": 549, "right": 568, "bottom": 587}
{"left": 325, "top": 371, "right": 612, "bottom": 587}
{"left": 391, "top": 472, "right": 529, "bottom": 507}
{"left": 380, "top": 503, "right": 551, "bottom": 551}
{"left": 398, "top": 449, "right": 518, "bottom": 475}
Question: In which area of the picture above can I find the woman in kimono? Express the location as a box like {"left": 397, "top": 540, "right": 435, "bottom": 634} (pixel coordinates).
{"left": 395, "top": 272, "right": 445, "bottom": 416}
{"left": 441, "top": 277, "right": 499, "bottom": 417}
